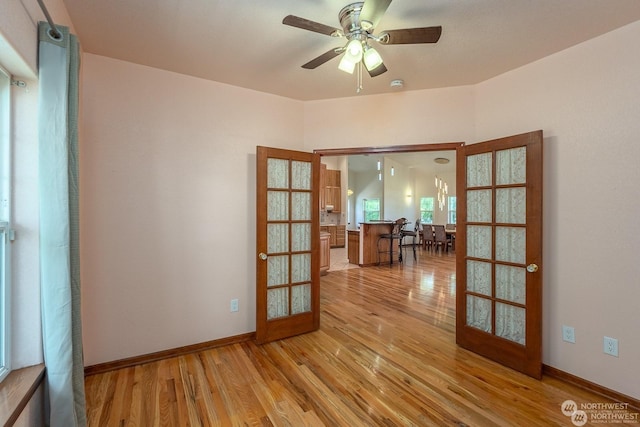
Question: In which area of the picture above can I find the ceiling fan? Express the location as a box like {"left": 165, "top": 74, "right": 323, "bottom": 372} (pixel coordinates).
{"left": 282, "top": 0, "right": 442, "bottom": 80}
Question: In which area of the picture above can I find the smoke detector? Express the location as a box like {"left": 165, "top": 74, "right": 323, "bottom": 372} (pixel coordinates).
{"left": 390, "top": 79, "right": 404, "bottom": 88}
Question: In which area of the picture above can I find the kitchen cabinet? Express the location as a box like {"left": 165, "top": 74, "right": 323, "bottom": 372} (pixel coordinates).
{"left": 319, "top": 163, "right": 326, "bottom": 211}
{"left": 319, "top": 224, "right": 345, "bottom": 248}
{"left": 319, "top": 165, "right": 341, "bottom": 213}
{"left": 325, "top": 169, "right": 340, "bottom": 187}
{"left": 323, "top": 169, "right": 341, "bottom": 213}
{"left": 320, "top": 231, "right": 330, "bottom": 275}
{"left": 348, "top": 230, "right": 359, "bottom": 265}
{"left": 335, "top": 225, "right": 345, "bottom": 247}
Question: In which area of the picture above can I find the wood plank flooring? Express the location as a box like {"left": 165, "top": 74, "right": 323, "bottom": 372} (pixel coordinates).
{"left": 85, "top": 249, "right": 617, "bottom": 426}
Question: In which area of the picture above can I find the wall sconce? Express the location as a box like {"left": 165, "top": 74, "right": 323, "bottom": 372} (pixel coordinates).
{"left": 390, "top": 166, "right": 395, "bottom": 176}
{"left": 347, "top": 189, "right": 354, "bottom": 196}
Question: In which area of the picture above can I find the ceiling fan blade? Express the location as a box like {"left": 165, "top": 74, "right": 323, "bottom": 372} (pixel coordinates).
{"left": 380, "top": 26, "right": 442, "bottom": 44}
{"left": 360, "top": 0, "right": 392, "bottom": 29}
{"left": 283, "top": 15, "right": 341, "bottom": 37}
{"left": 366, "top": 62, "right": 387, "bottom": 77}
{"left": 301, "top": 48, "right": 342, "bottom": 69}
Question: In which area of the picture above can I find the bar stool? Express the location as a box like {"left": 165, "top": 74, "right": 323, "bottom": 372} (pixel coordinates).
{"left": 377, "top": 218, "right": 406, "bottom": 265}
{"left": 400, "top": 219, "right": 419, "bottom": 261}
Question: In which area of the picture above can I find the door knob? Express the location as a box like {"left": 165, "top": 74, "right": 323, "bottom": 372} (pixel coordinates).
{"left": 526, "top": 263, "right": 539, "bottom": 273}
{"left": 258, "top": 252, "right": 268, "bottom": 261}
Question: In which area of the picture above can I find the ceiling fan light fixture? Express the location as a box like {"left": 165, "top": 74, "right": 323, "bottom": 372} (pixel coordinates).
{"left": 363, "top": 45, "right": 383, "bottom": 71}
{"left": 346, "top": 39, "right": 363, "bottom": 57}
{"left": 338, "top": 39, "right": 363, "bottom": 74}
{"left": 338, "top": 55, "right": 357, "bottom": 74}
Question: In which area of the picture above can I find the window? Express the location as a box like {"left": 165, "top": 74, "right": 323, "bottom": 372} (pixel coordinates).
{"left": 420, "top": 197, "right": 434, "bottom": 223}
{"left": 448, "top": 196, "right": 457, "bottom": 224}
{"left": 0, "top": 65, "right": 11, "bottom": 382}
{"left": 363, "top": 198, "right": 380, "bottom": 221}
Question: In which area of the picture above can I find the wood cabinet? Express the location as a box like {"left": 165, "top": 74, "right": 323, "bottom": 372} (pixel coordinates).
{"left": 319, "top": 225, "right": 345, "bottom": 248}
{"left": 320, "top": 232, "right": 330, "bottom": 276}
{"left": 323, "top": 169, "right": 341, "bottom": 213}
{"left": 348, "top": 230, "right": 360, "bottom": 265}
{"left": 325, "top": 169, "right": 340, "bottom": 187}
{"left": 336, "top": 225, "right": 345, "bottom": 247}
{"left": 319, "top": 163, "right": 326, "bottom": 211}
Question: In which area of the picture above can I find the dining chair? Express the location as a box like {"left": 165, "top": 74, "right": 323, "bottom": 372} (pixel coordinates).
{"left": 422, "top": 224, "right": 433, "bottom": 251}
{"left": 432, "top": 225, "right": 449, "bottom": 253}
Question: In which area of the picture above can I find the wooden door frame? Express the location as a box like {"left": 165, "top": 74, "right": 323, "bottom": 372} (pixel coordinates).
{"left": 315, "top": 142, "right": 464, "bottom": 157}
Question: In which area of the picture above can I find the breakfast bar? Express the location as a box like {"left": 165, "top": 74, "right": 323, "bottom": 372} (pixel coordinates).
{"left": 350, "top": 221, "right": 398, "bottom": 267}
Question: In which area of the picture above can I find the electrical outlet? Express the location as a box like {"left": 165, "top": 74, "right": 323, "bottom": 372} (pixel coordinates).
{"left": 562, "top": 325, "right": 575, "bottom": 343}
{"left": 230, "top": 299, "right": 239, "bottom": 313}
{"left": 603, "top": 336, "right": 618, "bottom": 357}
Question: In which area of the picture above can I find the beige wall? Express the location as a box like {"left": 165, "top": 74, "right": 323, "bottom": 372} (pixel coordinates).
{"left": 80, "top": 54, "right": 304, "bottom": 365}
{"left": 474, "top": 22, "right": 640, "bottom": 399}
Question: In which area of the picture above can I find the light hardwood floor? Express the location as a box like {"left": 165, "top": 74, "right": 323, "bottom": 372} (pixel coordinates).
{"left": 85, "top": 249, "right": 619, "bottom": 426}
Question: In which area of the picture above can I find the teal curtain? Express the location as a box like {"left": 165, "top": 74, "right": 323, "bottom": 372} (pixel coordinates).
{"left": 38, "top": 22, "right": 86, "bottom": 426}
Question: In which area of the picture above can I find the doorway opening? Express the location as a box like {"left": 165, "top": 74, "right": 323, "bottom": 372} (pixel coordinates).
{"left": 316, "top": 142, "right": 462, "bottom": 269}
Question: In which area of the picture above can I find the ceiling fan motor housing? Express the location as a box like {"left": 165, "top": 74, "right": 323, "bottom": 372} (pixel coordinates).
{"left": 339, "top": 2, "right": 371, "bottom": 40}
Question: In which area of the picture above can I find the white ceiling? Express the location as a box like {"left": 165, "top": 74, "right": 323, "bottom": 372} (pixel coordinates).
{"left": 61, "top": 0, "right": 640, "bottom": 101}
{"left": 348, "top": 151, "right": 455, "bottom": 175}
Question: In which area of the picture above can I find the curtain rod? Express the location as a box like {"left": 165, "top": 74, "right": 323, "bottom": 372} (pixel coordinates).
{"left": 37, "top": 0, "right": 62, "bottom": 40}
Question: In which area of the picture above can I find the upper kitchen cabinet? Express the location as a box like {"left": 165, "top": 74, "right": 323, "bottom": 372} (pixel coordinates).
{"left": 319, "top": 163, "right": 327, "bottom": 211}
{"left": 324, "top": 169, "right": 341, "bottom": 213}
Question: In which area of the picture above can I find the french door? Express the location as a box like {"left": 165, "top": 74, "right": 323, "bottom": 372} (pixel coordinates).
{"left": 255, "top": 146, "right": 321, "bottom": 344}
{"left": 456, "top": 131, "right": 543, "bottom": 378}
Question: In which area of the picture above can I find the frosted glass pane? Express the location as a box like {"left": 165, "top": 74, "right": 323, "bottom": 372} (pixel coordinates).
{"left": 495, "top": 226, "right": 526, "bottom": 264}
{"left": 467, "top": 295, "right": 491, "bottom": 333}
{"left": 291, "top": 284, "right": 311, "bottom": 314}
{"left": 496, "top": 303, "right": 525, "bottom": 345}
{"left": 467, "top": 225, "right": 492, "bottom": 260}
{"left": 291, "top": 192, "right": 311, "bottom": 221}
{"left": 291, "top": 253, "right": 311, "bottom": 283}
{"left": 267, "top": 288, "right": 289, "bottom": 320}
{"left": 467, "top": 260, "right": 492, "bottom": 296}
{"left": 291, "top": 161, "right": 311, "bottom": 190}
{"left": 467, "top": 153, "right": 492, "bottom": 187}
{"left": 467, "top": 189, "right": 492, "bottom": 223}
{"left": 267, "top": 224, "right": 288, "bottom": 253}
{"left": 496, "top": 188, "right": 526, "bottom": 224}
{"left": 291, "top": 223, "right": 311, "bottom": 252}
{"left": 267, "top": 158, "right": 289, "bottom": 189}
{"left": 496, "top": 147, "right": 526, "bottom": 185}
{"left": 267, "top": 255, "right": 288, "bottom": 287}
{"left": 496, "top": 265, "right": 526, "bottom": 304}
{"left": 267, "top": 191, "right": 289, "bottom": 221}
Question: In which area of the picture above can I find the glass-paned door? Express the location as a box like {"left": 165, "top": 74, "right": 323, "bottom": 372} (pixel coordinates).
{"left": 456, "top": 131, "right": 543, "bottom": 378}
{"left": 256, "top": 147, "right": 320, "bottom": 343}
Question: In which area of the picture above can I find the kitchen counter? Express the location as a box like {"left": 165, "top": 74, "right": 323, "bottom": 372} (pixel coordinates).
{"left": 352, "top": 222, "right": 397, "bottom": 266}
